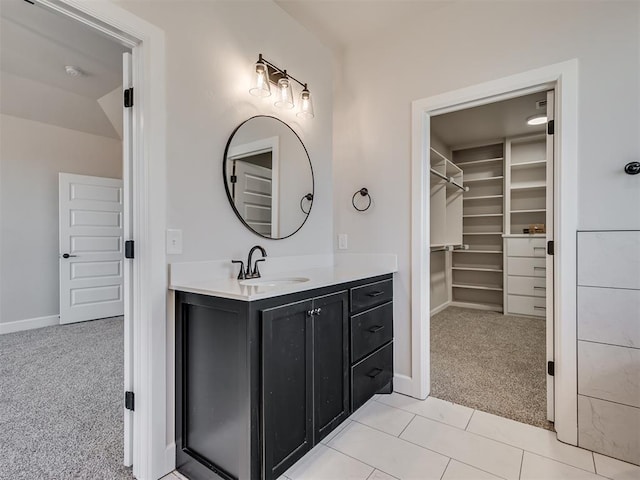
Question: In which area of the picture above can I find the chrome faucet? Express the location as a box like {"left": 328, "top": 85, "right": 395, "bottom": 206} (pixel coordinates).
{"left": 233, "top": 245, "right": 267, "bottom": 280}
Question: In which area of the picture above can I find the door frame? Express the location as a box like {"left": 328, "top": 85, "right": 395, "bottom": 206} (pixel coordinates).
{"left": 35, "top": 1, "right": 169, "bottom": 478}
{"left": 409, "top": 60, "right": 578, "bottom": 444}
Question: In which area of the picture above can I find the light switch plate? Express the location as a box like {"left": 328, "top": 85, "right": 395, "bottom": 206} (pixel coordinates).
{"left": 338, "top": 233, "right": 348, "bottom": 250}
{"left": 166, "top": 229, "right": 183, "bottom": 255}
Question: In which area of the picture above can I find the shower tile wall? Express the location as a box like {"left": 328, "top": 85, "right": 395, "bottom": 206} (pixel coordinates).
{"left": 577, "top": 230, "right": 640, "bottom": 465}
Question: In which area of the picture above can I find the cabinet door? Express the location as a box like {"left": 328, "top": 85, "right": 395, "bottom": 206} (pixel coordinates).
{"left": 262, "top": 299, "right": 313, "bottom": 480}
{"left": 313, "top": 291, "right": 349, "bottom": 442}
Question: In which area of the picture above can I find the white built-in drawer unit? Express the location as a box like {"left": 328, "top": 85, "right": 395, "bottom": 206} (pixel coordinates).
{"left": 507, "top": 276, "right": 546, "bottom": 297}
{"left": 504, "top": 237, "right": 547, "bottom": 317}
{"left": 507, "top": 294, "right": 546, "bottom": 317}
{"left": 506, "top": 257, "right": 546, "bottom": 277}
{"left": 505, "top": 237, "right": 546, "bottom": 257}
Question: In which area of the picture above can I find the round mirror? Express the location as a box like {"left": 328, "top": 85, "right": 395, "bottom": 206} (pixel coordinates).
{"left": 223, "top": 116, "right": 314, "bottom": 239}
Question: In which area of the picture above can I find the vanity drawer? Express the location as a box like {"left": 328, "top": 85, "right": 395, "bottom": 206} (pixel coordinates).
{"left": 506, "top": 237, "right": 546, "bottom": 257}
{"left": 507, "top": 294, "right": 546, "bottom": 317}
{"left": 351, "top": 279, "right": 393, "bottom": 313}
{"left": 351, "top": 342, "right": 393, "bottom": 411}
{"left": 351, "top": 302, "right": 393, "bottom": 362}
{"left": 507, "top": 276, "right": 546, "bottom": 297}
{"left": 507, "top": 257, "right": 546, "bottom": 277}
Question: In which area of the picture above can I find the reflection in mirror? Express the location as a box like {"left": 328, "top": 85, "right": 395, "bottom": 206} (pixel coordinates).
{"left": 223, "top": 116, "right": 314, "bottom": 239}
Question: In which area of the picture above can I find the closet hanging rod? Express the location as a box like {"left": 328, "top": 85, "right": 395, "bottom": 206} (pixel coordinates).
{"left": 429, "top": 168, "right": 469, "bottom": 192}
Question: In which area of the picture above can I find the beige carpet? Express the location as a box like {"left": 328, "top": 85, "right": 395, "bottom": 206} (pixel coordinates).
{"left": 430, "top": 306, "right": 553, "bottom": 430}
{"left": 0, "top": 317, "right": 133, "bottom": 479}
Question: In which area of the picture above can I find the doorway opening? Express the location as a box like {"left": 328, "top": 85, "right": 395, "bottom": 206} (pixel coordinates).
{"left": 0, "top": 0, "right": 137, "bottom": 477}
{"left": 410, "top": 60, "right": 579, "bottom": 444}
{"left": 428, "top": 90, "right": 555, "bottom": 430}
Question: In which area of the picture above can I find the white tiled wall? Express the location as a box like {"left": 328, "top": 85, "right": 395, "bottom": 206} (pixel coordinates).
{"left": 577, "top": 231, "right": 640, "bottom": 465}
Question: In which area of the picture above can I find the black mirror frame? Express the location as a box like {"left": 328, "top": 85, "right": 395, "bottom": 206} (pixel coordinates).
{"left": 223, "top": 115, "right": 315, "bottom": 240}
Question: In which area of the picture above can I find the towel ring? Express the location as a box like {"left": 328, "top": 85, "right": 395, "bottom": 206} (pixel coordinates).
{"left": 352, "top": 188, "right": 372, "bottom": 212}
{"left": 624, "top": 161, "right": 640, "bottom": 175}
{"left": 300, "top": 193, "right": 313, "bottom": 214}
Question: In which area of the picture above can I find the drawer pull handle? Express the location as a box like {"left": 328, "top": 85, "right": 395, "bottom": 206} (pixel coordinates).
{"left": 533, "top": 266, "right": 546, "bottom": 270}
{"left": 368, "top": 325, "right": 385, "bottom": 333}
{"left": 533, "top": 286, "right": 546, "bottom": 290}
{"left": 366, "top": 367, "right": 383, "bottom": 378}
{"left": 534, "top": 306, "right": 546, "bottom": 310}
{"left": 367, "top": 291, "right": 385, "bottom": 297}
{"left": 533, "top": 247, "right": 546, "bottom": 250}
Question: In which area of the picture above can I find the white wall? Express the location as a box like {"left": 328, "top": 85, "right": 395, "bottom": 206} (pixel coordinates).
{"left": 115, "top": 0, "right": 333, "bottom": 456}
{"left": 0, "top": 114, "right": 122, "bottom": 327}
{"left": 333, "top": 1, "right": 640, "bottom": 378}
{"left": 117, "top": 0, "right": 333, "bottom": 263}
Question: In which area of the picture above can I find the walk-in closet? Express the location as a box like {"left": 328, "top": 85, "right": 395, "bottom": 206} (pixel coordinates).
{"left": 429, "top": 91, "right": 555, "bottom": 430}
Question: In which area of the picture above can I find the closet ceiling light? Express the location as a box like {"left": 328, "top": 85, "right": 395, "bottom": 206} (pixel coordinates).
{"left": 64, "top": 65, "right": 86, "bottom": 77}
{"left": 249, "top": 54, "right": 314, "bottom": 119}
{"left": 527, "top": 114, "right": 547, "bottom": 126}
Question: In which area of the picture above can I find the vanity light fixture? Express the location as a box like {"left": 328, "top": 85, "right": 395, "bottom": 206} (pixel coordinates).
{"left": 249, "top": 54, "right": 314, "bottom": 118}
{"left": 526, "top": 114, "right": 547, "bottom": 126}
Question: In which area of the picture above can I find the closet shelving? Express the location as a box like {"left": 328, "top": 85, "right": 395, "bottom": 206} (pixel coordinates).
{"left": 429, "top": 147, "right": 466, "bottom": 249}
{"left": 503, "top": 133, "right": 549, "bottom": 317}
{"left": 450, "top": 142, "right": 505, "bottom": 312}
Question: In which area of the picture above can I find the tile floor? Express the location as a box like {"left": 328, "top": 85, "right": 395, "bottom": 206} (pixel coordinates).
{"left": 162, "top": 394, "right": 640, "bottom": 480}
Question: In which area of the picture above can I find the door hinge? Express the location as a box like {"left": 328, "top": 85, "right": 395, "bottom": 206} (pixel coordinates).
{"left": 125, "top": 391, "right": 135, "bottom": 411}
{"left": 230, "top": 175, "right": 237, "bottom": 184}
{"left": 547, "top": 240, "right": 554, "bottom": 255}
{"left": 547, "top": 119, "right": 554, "bottom": 135}
{"left": 124, "top": 87, "right": 134, "bottom": 108}
{"left": 547, "top": 361, "right": 555, "bottom": 376}
{"left": 125, "top": 240, "right": 135, "bottom": 259}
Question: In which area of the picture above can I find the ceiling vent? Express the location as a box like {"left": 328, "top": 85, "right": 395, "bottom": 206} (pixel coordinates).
{"left": 536, "top": 100, "right": 547, "bottom": 110}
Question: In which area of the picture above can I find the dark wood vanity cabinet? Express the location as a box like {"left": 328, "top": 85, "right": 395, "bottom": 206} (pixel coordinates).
{"left": 175, "top": 274, "right": 392, "bottom": 480}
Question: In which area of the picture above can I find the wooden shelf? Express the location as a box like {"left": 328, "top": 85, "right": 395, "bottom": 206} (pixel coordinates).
{"left": 511, "top": 209, "right": 546, "bottom": 214}
{"left": 452, "top": 267, "right": 503, "bottom": 273}
{"left": 464, "top": 176, "right": 504, "bottom": 183}
{"left": 464, "top": 195, "right": 503, "bottom": 201}
{"left": 453, "top": 283, "right": 503, "bottom": 292}
{"left": 455, "top": 157, "right": 504, "bottom": 167}
{"left": 463, "top": 232, "right": 503, "bottom": 236}
{"left": 463, "top": 213, "right": 503, "bottom": 218}
{"left": 511, "top": 159, "right": 546, "bottom": 169}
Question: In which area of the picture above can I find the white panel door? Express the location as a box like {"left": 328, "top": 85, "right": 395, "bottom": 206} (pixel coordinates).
{"left": 232, "top": 159, "right": 274, "bottom": 236}
{"left": 546, "top": 89, "right": 555, "bottom": 422}
{"left": 59, "top": 173, "right": 124, "bottom": 324}
{"left": 122, "top": 51, "right": 134, "bottom": 468}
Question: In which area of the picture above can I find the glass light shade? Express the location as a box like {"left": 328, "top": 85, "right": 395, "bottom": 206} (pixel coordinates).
{"left": 274, "top": 77, "right": 294, "bottom": 109}
{"left": 527, "top": 114, "right": 547, "bottom": 126}
{"left": 297, "top": 87, "right": 314, "bottom": 119}
{"left": 249, "top": 61, "right": 271, "bottom": 97}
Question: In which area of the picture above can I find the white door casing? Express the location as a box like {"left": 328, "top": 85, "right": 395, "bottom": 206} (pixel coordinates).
{"left": 411, "top": 60, "right": 579, "bottom": 445}
{"left": 59, "top": 173, "right": 124, "bottom": 324}
{"left": 546, "top": 89, "right": 555, "bottom": 422}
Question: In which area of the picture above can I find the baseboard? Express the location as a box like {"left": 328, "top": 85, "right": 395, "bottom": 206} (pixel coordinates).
{"left": 430, "top": 301, "right": 450, "bottom": 316}
{"left": 0, "top": 314, "right": 59, "bottom": 335}
{"left": 164, "top": 442, "right": 176, "bottom": 475}
{"left": 393, "top": 373, "right": 414, "bottom": 396}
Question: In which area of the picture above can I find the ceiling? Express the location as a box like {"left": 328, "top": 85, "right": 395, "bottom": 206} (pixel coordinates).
{"left": 431, "top": 91, "right": 548, "bottom": 148}
{"left": 0, "top": 0, "right": 129, "bottom": 138}
{"left": 275, "top": 0, "right": 455, "bottom": 51}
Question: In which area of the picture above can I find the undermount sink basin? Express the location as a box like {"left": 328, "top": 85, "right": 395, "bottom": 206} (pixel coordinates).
{"left": 239, "top": 277, "right": 310, "bottom": 287}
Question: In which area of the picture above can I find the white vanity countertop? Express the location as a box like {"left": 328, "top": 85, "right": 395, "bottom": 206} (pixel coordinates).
{"left": 169, "top": 256, "right": 397, "bottom": 301}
